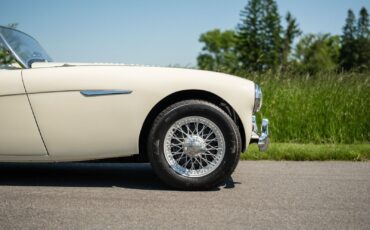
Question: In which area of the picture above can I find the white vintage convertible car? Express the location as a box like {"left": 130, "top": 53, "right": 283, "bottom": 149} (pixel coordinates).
{"left": 0, "top": 26, "right": 269, "bottom": 190}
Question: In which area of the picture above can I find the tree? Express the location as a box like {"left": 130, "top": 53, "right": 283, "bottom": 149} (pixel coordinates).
{"left": 198, "top": 0, "right": 302, "bottom": 73}
{"left": 356, "top": 7, "right": 370, "bottom": 71}
{"left": 340, "top": 7, "right": 370, "bottom": 71}
{"left": 236, "top": 0, "right": 264, "bottom": 72}
{"left": 197, "top": 29, "right": 238, "bottom": 72}
{"left": 294, "top": 34, "right": 340, "bottom": 73}
{"left": 357, "top": 7, "right": 370, "bottom": 39}
{"left": 343, "top": 9, "right": 357, "bottom": 40}
{"left": 237, "top": 0, "right": 292, "bottom": 72}
{"left": 0, "top": 23, "right": 18, "bottom": 66}
{"left": 281, "top": 12, "right": 302, "bottom": 71}
{"left": 340, "top": 9, "right": 357, "bottom": 70}
{"left": 260, "top": 0, "right": 282, "bottom": 71}
{"left": 355, "top": 37, "right": 370, "bottom": 71}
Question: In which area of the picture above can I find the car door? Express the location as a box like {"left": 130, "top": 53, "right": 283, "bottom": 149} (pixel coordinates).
{"left": 22, "top": 66, "right": 141, "bottom": 160}
{"left": 0, "top": 69, "right": 47, "bottom": 156}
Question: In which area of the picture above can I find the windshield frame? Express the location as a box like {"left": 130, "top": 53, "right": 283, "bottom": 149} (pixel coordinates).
{"left": 0, "top": 26, "right": 52, "bottom": 69}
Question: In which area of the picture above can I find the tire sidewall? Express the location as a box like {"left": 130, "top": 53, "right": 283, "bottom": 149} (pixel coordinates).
{"left": 148, "top": 101, "right": 240, "bottom": 189}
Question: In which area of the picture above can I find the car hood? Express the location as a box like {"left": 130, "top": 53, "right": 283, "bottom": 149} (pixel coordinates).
{"left": 31, "top": 62, "right": 159, "bottom": 68}
{"left": 29, "top": 62, "right": 255, "bottom": 87}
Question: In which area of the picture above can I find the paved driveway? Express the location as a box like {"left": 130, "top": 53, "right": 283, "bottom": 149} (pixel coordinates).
{"left": 0, "top": 161, "right": 369, "bottom": 230}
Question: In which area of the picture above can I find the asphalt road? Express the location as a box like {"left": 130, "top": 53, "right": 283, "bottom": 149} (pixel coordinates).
{"left": 0, "top": 161, "right": 369, "bottom": 230}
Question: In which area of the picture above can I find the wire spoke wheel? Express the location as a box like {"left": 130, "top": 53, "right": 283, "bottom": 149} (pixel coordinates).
{"left": 148, "top": 100, "right": 241, "bottom": 190}
{"left": 164, "top": 116, "right": 226, "bottom": 177}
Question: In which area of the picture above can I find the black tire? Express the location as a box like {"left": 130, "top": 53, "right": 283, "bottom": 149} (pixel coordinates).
{"left": 147, "top": 100, "right": 242, "bottom": 190}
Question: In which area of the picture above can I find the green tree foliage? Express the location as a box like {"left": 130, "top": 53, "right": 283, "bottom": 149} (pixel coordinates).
{"left": 343, "top": 9, "right": 357, "bottom": 40}
{"left": 235, "top": 0, "right": 262, "bottom": 72}
{"left": 354, "top": 38, "right": 370, "bottom": 72}
{"left": 260, "top": 0, "right": 282, "bottom": 70}
{"left": 357, "top": 7, "right": 370, "bottom": 38}
{"left": 356, "top": 7, "right": 370, "bottom": 71}
{"left": 281, "top": 12, "right": 301, "bottom": 71}
{"left": 197, "top": 29, "right": 238, "bottom": 72}
{"left": 0, "top": 49, "right": 15, "bottom": 65}
{"left": 0, "top": 23, "right": 18, "bottom": 66}
{"left": 197, "top": 0, "right": 300, "bottom": 73}
{"left": 294, "top": 34, "right": 340, "bottom": 73}
{"left": 197, "top": 2, "right": 370, "bottom": 74}
{"left": 340, "top": 10, "right": 358, "bottom": 71}
{"left": 340, "top": 7, "right": 370, "bottom": 72}
{"left": 237, "top": 0, "right": 283, "bottom": 72}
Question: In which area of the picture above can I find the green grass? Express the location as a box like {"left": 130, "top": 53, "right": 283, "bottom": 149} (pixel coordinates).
{"left": 239, "top": 71, "right": 370, "bottom": 144}
{"left": 241, "top": 143, "right": 370, "bottom": 161}
{"left": 235, "top": 72, "right": 370, "bottom": 160}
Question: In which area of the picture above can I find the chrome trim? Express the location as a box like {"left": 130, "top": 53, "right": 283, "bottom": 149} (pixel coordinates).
{"left": 252, "top": 115, "right": 258, "bottom": 133}
{"left": 163, "top": 116, "right": 225, "bottom": 178}
{"left": 250, "top": 115, "right": 270, "bottom": 152}
{"left": 258, "top": 119, "right": 269, "bottom": 152}
{"left": 80, "top": 90, "right": 132, "bottom": 96}
{"left": 253, "top": 84, "right": 262, "bottom": 113}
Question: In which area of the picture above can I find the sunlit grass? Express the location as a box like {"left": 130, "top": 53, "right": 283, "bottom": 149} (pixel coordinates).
{"left": 240, "top": 71, "right": 370, "bottom": 144}
{"left": 241, "top": 143, "right": 370, "bottom": 161}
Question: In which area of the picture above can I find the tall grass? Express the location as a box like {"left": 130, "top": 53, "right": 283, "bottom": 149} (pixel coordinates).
{"left": 239, "top": 71, "right": 370, "bottom": 144}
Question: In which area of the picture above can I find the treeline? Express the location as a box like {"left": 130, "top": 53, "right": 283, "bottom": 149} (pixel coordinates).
{"left": 197, "top": 0, "right": 370, "bottom": 74}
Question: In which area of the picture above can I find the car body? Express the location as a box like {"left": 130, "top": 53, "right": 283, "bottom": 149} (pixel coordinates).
{"left": 0, "top": 26, "right": 269, "bottom": 189}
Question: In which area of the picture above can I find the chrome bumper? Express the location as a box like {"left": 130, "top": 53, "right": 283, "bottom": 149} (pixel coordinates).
{"left": 250, "top": 115, "right": 270, "bottom": 151}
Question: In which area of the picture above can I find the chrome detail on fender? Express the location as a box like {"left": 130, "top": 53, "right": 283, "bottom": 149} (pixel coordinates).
{"left": 253, "top": 84, "right": 262, "bottom": 113}
{"left": 80, "top": 90, "right": 132, "bottom": 96}
{"left": 251, "top": 115, "right": 270, "bottom": 152}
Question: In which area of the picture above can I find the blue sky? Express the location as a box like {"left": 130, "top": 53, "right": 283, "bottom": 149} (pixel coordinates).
{"left": 2, "top": 0, "right": 369, "bottom": 66}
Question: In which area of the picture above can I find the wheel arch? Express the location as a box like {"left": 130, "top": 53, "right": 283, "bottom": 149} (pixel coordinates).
{"left": 138, "top": 90, "right": 246, "bottom": 161}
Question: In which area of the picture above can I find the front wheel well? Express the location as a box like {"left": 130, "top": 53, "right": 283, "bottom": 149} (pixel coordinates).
{"left": 138, "top": 90, "right": 246, "bottom": 161}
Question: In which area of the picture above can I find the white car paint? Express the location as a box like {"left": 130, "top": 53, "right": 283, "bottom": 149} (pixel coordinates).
{"left": 0, "top": 70, "right": 47, "bottom": 157}
{"left": 0, "top": 63, "right": 255, "bottom": 162}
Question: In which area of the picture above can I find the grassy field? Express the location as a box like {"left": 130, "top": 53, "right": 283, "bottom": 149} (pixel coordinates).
{"left": 242, "top": 143, "right": 370, "bottom": 161}
{"left": 234, "top": 71, "right": 370, "bottom": 160}
{"left": 241, "top": 71, "right": 370, "bottom": 144}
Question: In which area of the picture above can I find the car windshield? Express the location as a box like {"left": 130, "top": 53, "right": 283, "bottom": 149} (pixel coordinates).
{"left": 0, "top": 26, "right": 52, "bottom": 68}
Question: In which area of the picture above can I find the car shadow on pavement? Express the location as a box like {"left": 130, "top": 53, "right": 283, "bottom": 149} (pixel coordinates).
{"left": 0, "top": 163, "right": 237, "bottom": 191}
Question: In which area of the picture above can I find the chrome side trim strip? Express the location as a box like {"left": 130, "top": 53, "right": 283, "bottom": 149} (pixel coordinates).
{"left": 80, "top": 90, "right": 132, "bottom": 96}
